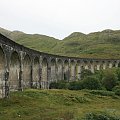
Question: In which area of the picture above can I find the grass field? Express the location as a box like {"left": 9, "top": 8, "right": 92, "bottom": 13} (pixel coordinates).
{"left": 0, "top": 89, "right": 120, "bottom": 120}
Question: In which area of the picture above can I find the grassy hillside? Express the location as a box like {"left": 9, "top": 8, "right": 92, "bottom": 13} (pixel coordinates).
{"left": 0, "top": 89, "right": 120, "bottom": 120}
{"left": 1, "top": 27, "right": 120, "bottom": 59}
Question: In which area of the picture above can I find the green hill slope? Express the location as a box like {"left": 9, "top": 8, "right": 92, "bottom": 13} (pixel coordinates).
{"left": 54, "top": 30, "right": 120, "bottom": 58}
{"left": 0, "top": 89, "right": 120, "bottom": 120}
{"left": 0, "top": 27, "right": 120, "bottom": 59}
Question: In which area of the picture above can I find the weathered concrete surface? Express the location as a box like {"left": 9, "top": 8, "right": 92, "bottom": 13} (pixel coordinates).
{"left": 0, "top": 33, "right": 120, "bottom": 98}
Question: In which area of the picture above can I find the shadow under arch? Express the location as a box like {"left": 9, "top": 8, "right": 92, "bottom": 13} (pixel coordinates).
{"left": 9, "top": 51, "right": 20, "bottom": 91}
{"left": 70, "top": 60, "right": 76, "bottom": 81}
{"left": 23, "top": 54, "right": 31, "bottom": 88}
{"left": 64, "top": 59, "right": 69, "bottom": 81}
{"left": 50, "top": 58, "right": 56, "bottom": 82}
{"left": 57, "top": 59, "right": 63, "bottom": 81}
{"left": 33, "top": 56, "right": 39, "bottom": 88}
{"left": 41, "top": 57, "right": 48, "bottom": 89}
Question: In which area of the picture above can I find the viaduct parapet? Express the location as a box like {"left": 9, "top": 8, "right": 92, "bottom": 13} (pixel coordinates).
{"left": 0, "top": 33, "right": 120, "bottom": 98}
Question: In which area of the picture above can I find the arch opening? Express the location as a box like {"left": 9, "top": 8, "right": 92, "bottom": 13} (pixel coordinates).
{"left": 76, "top": 60, "right": 81, "bottom": 80}
{"left": 57, "top": 59, "right": 63, "bottom": 81}
{"left": 41, "top": 58, "right": 48, "bottom": 89}
{"left": 50, "top": 59, "right": 56, "bottom": 82}
{"left": 33, "top": 57, "right": 39, "bottom": 88}
{"left": 64, "top": 60, "right": 69, "bottom": 81}
{"left": 23, "top": 54, "right": 31, "bottom": 88}
{"left": 70, "top": 60, "right": 76, "bottom": 81}
{"left": 9, "top": 51, "right": 20, "bottom": 91}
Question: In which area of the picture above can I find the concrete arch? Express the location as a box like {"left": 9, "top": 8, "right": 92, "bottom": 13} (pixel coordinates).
{"left": 93, "top": 61, "right": 98, "bottom": 71}
{"left": 106, "top": 61, "right": 110, "bottom": 69}
{"left": 0, "top": 46, "right": 5, "bottom": 97}
{"left": 23, "top": 54, "right": 31, "bottom": 88}
{"left": 50, "top": 58, "right": 56, "bottom": 82}
{"left": 95, "top": 61, "right": 101, "bottom": 71}
{"left": 57, "top": 59, "right": 63, "bottom": 81}
{"left": 64, "top": 60, "right": 69, "bottom": 81}
{"left": 9, "top": 51, "right": 20, "bottom": 91}
{"left": 107, "top": 61, "right": 112, "bottom": 68}
{"left": 83, "top": 60, "right": 89, "bottom": 70}
{"left": 33, "top": 56, "right": 39, "bottom": 88}
{"left": 112, "top": 61, "right": 116, "bottom": 67}
{"left": 102, "top": 61, "right": 107, "bottom": 70}
{"left": 89, "top": 61, "right": 94, "bottom": 73}
{"left": 41, "top": 57, "right": 48, "bottom": 89}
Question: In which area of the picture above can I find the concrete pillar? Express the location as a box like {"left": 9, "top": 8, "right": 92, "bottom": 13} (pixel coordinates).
{"left": 90, "top": 64, "right": 95, "bottom": 73}
{"left": 47, "top": 62, "right": 51, "bottom": 89}
{"left": 18, "top": 51, "right": 24, "bottom": 91}
{"left": 115, "top": 61, "right": 119, "bottom": 68}
{"left": 109, "top": 62, "right": 113, "bottom": 68}
{"left": 39, "top": 56, "right": 42, "bottom": 89}
{"left": 96, "top": 64, "right": 100, "bottom": 70}
{"left": 0, "top": 47, "right": 9, "bottom": 98}
{"left": 103, "top": 62, "right": 107, "bottom": 70}
{"left": 85, "top": 65, "right": 89, "bottom": 70}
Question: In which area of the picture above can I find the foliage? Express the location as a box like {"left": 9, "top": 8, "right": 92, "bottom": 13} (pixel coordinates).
{"left": 89, "top": 90, "right": 115, "bottom": 97}
{"left": 82, "top": 112, "right": 120, "bottom": 120}
{"left": 116, "top": 68, "right": 120, "bottom": 81}
{"left": 82, "top": 76, "right": 102, "bottom": 90}
{"left": 68, "top": 81, "right": 83, "bottom": 90}
{"left": 49, "top": 80, "right": 69, "bottom": 89}
{"left": 81, "top": 69, "right": 93, "bottom": 79}
{"left": 114, "top": 89, "right": 120, "bottom": 96}
{"left": 102, "top": 70, "right": 118, "bottom": 91}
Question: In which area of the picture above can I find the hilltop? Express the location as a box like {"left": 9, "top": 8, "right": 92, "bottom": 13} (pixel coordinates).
{"left": 0, "top": 27, "right": 120, "bottom": 59}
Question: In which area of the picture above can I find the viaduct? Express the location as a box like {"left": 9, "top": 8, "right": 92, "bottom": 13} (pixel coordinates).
{"left": 0, "top": 33, "right": 120, "bottom": 98}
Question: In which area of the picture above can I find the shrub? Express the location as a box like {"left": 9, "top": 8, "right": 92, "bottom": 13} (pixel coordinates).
{"left": 68, "top": 81, "right": 83, "bottom": 90}
{"left": 82, "top": 76, "right": 102, "bottom": 90}
{"left": 112, "top": 85, "right": 120, "bottom": 91}
{"left": 83, "top": 112, "right": 120, "bottom": 120}
{"left": 89, "top": 90, "right": 115, "bottom": 97}
{"left": 49, "top": 82, "right": 59, "bottom": 89}
{"left": 81, "top": 69, "right": 93, "bottom": 79}
{"left": 115, "top": 89, "right": 120, "bottom": 96}
{"left": 49, "top": 81, "right": 69, "bottom": 89}
{"left": 102, "top": 70, "right": 118, "bottom": 91}
{"left": 116, "top": 68, "right": 120, "bottom": 81}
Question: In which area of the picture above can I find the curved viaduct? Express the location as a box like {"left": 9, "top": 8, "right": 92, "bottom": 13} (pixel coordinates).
{"left": 0, "top": 33, "right": 120, "bottom": 98}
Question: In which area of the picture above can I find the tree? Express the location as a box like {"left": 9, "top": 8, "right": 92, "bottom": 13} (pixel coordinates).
{"left": 81, "top": 69, "right": 93, "bottom": 79}
{"left": 102, "top": 70, "right": 118, "bottom": 91}
{"left": 82, "top": 76, "right": 102, "bottom": 90}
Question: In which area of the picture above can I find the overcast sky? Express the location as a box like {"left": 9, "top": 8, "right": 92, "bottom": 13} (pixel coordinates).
{"left": 1, "top": 0, "right": 120, "bottom": 39}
